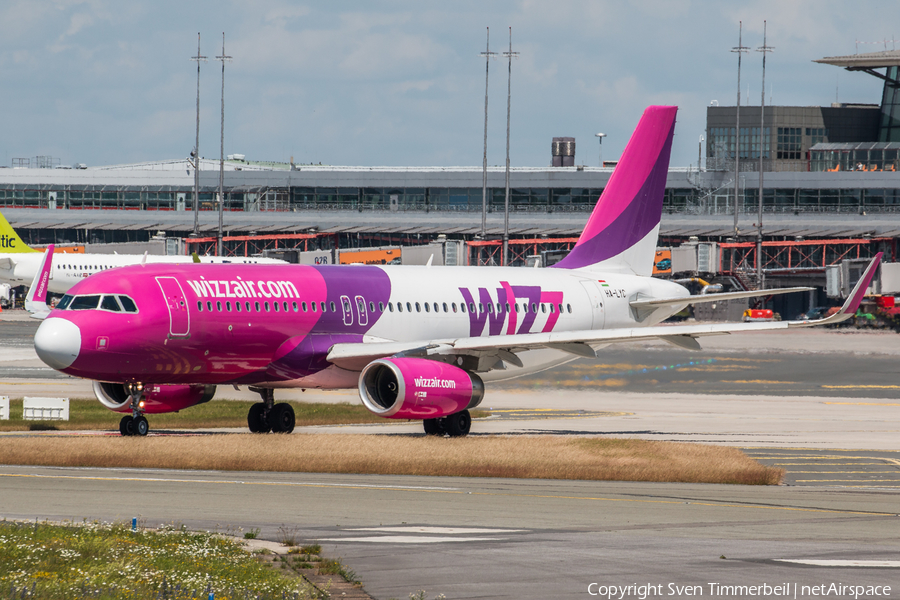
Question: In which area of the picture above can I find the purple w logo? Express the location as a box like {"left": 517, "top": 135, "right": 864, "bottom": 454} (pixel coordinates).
{"left": 459, "top": 282, "right": 563, "bottom": 337}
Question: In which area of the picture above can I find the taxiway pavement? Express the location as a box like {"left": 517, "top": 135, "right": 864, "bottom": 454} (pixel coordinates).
{"left": 2, "top": 311, "right": 899, "bottom": 598}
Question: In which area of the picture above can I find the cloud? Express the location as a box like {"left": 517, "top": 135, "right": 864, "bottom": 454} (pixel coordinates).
{"left": 0, "top": 0, "right": 895, "bottom": 168}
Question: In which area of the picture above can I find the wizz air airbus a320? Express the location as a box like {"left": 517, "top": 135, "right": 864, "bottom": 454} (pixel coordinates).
{"left": 33, "top": 106, "right": 881, "bottom": 437}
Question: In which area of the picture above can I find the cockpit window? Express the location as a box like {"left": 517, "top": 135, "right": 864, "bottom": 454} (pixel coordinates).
{"left": 69, "top": 295, "right": 101, "bottom": 310}
{"left": 55, "top": 293, "right": 138, "bottom": 313}
{"left": 100, "top": 296, "right": 121, "bottom": 312}
{"left": 118, "top": 296, "right": 138, "bottom": 313}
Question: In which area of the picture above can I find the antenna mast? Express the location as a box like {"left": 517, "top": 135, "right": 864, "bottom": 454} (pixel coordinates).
{"left": 502, "top": 27, "right": 519, "bottom": 267}
{"left": 479, "top": 27, "right": 497, "bottom": 240}
{"left": 731, "top": 22, "right": 748, "bottom": 238}
{"left": 756, "top": 21, "right": 774, "bottom": 289}
{"left": 216, "top": 33, "right": 232, "bottom": 257}
{"left": 190, "top": 33, "right": 207, "bottom": 238}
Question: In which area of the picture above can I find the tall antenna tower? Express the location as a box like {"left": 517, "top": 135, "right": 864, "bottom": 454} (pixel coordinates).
{"left": 479, "top": 27, "right": 497, "bottom": 239}
{"left": 731, "top": 22, "right": 748, "bottom": 238}
{"left": 501, "top": 27, "right": 519, "bottom": 267}
{"left": 216, "top": 32, "right": 232, "bottom": 257}
{"left": 756, "top": 22, "right": 773, "bottom": 289}
{"left": 190, "top": 33, "right": 207, "bottom": 238}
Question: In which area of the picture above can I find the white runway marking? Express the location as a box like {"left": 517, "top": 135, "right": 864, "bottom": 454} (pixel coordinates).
{"left": 0, "top": 472, "right": 459, "bottom": 492}
{"left": 774, "top": 559, "right": 900, "bottom": 568}
{"left": 319, "top": 535, "right": 506, "bottom": 544}
{"left": 347, "top": 526, "right": 526, "bottom": 534}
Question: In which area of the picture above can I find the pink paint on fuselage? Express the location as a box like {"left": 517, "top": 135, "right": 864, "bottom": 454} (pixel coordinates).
{"left": 49, "top": 263, "right": 330, "bottom": 385}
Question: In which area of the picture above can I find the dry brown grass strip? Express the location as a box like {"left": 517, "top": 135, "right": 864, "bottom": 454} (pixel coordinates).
{"left": 0, "top": 435, "right": 782, "bottom": 485}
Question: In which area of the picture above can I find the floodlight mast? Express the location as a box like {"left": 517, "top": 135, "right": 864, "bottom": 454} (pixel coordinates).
{"left": 479, "top": 27, "right": 497, "bottom": 240}
{"left": 190, "top": 33, "right": 207, "bottom": 239}
{"left": 216, "top": 33, "right": 232, "bottom": 258}
{"left": 757, "top": 21, "right": 774, "bottom": 289}
{"left": 731, "top": 21, "right": 748, "bottom": 239}
{"left": 595, "top": 133, "right": 606, "bottom": 167}
{"left": 502, "top": 27, "right": 519, "bottom": 267}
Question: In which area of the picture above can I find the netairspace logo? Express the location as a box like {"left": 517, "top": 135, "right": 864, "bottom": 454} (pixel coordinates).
{"left": 413, "top": 376, "right": 456, "bottom": 389}
{"left": 587, "top": 582, "right": 893, "bottom": 599}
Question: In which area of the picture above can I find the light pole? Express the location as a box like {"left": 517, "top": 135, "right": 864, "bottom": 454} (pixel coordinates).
{"left": 698, "top": 135, "right": 704, "bottom": 171}
{"left": 479, "top": 28, "right": 496, "bottom": 240}
{"left": 731, "top": 21, "right": 748, "bottom": 239}
{"left": 190, "top": 33, "right": 206, "bottom": 239}
{"left": 501, "top": 27, "right": 518, "bottom": 267}
{"left": 757, "top": 21, "right": 774, "bottom": 290}
{"left": 594, "top": 133, "right": 606, "bottom": 167}
{"left": 216, "top": 33, "right": 232, "bottom": 258}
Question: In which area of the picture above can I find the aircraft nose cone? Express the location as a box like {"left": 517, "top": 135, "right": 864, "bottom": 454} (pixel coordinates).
{"left": 34, "top": 317, "right": 81, "bottom": 370}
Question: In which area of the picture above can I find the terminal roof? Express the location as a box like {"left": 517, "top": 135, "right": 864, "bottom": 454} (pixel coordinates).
{"left": 815, "top": 49, "right": 900, "bottom": 68}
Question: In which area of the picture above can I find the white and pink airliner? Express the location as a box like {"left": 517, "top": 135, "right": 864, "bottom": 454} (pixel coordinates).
{"left": 33, "top": 106, "right": 881, "bottom": 437}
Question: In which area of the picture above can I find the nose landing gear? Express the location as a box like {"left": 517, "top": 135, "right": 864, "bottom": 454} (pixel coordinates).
{"left": 119, "top": 383, "right": 149, "bottom": 437}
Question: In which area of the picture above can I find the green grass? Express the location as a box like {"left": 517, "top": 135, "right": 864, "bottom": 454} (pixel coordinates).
{"left": 0, "top": 398, "right": 459, "bottom": 431}
{"left": 0, "top": 520, "right": 315, "bottom": 599}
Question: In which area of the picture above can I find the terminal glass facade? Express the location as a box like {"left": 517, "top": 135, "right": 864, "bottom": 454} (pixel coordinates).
{"left": 809, "top": 143, "right": 900, "bottom": 172}
{"left": 879, "top": 66, "right": 900, "bottom": 142}
{"left": 4, "top": 184, "right": 900, "bottom": 217}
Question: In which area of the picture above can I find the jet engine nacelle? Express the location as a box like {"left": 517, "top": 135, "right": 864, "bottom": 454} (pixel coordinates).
{"left": 358, "top": 357, "right": 484, "bottom": 419}
{"left": 93, "top": 382, "right": 216, "bottom": 414}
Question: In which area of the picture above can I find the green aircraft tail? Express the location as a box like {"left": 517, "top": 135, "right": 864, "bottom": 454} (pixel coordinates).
{"left": 0, "top": 211, "right": 37, "bottom": 253}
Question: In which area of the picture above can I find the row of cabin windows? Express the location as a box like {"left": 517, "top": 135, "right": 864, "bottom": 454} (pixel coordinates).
{"left": 382, "top": 300, "right": 573, "bottom": 315}
{"left": 57, "top": 264, "right": 113, "bottom": 272}
{"left": 197, "top": 299, "right": 575, "bottom": 315}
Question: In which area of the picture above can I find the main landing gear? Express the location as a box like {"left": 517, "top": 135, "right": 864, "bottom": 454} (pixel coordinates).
{"left": 247, "top": 387, "right": 295, "bottom": 434}
{"left": 119, "top": 383, "right": 149, "bottom": 437}
{"left": 423, "top": 409, "right": 471, "bottom": 438}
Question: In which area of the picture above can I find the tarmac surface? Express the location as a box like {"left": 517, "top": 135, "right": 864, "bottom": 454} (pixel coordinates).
{"left": 1, "top": 310, "right": 900, "bottom": 598}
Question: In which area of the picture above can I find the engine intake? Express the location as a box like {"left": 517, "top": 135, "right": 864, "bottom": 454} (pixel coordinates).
{"left": 358, "top": 358, "right": 484, "bottom": 419}
{"left": 93, "top": 382, "right": 216, "bottom": 414}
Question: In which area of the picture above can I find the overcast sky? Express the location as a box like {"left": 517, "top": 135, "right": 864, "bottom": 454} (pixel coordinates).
{"left": 0, "top": 1, "right": 894, "bottom": 170}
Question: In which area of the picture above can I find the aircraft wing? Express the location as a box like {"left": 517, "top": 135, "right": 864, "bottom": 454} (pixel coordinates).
{"left": 327, "top": 254, "right": 881, "bottom": 371}
{"left": 629, "top": 286, "right": 814, "bottom": 311}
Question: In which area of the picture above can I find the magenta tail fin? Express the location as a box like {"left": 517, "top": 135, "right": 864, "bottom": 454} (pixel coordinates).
{"left": 554, "top": 106, "right": 677, "bottom": 274}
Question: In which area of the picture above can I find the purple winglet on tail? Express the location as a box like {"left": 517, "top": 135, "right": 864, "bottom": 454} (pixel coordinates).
{"left": 25, "top": 244, "right": 54, "bottom": 315}
{"left": 553, "top": 106, "right": 677, "bottom": 273}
